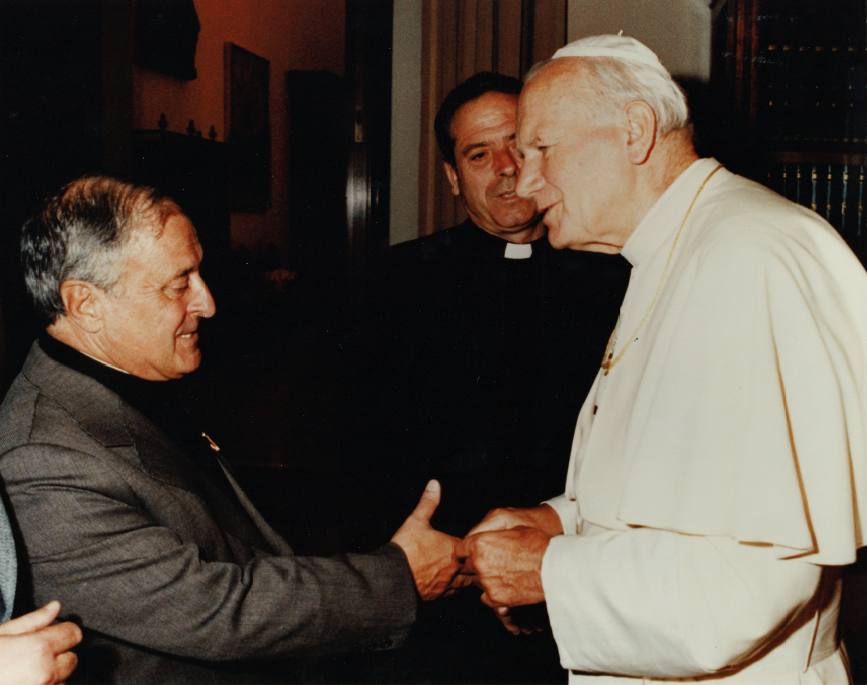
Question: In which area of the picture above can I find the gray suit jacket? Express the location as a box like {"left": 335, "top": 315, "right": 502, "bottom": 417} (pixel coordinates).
{"left": 0, "top": 341, "right": 417, "bottom": 683}
{"left": 0, "top": 496, "right": 15, "bottom": 622}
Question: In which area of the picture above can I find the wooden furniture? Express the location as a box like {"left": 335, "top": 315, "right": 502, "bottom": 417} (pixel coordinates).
{"left": 711, "top": 0, "right": 867, "bottom": 263}
{"left": 285, "top": 71, "right": 349, "bottom": 288}
{"left": 131, "top": 129, "right": 230, "bottom": 256}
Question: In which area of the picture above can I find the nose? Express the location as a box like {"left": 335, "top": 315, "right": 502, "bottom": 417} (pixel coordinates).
{"left": 493, "top": 147, "right": 517, "bottom": 177}
{"left": 516, "top": 156, "right": 545, "bottom": 199}
{"left": 189, "top": 273, "right": 217, "bottom": 319}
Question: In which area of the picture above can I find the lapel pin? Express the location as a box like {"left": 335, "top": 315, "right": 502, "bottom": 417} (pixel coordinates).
{"left": 201, "top": 432, "right": 221, "bottom": 453}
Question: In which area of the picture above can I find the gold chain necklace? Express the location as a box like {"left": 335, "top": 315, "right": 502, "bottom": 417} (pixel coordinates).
{"left": 601, "top": 163, "right": 723, "bottom": 376}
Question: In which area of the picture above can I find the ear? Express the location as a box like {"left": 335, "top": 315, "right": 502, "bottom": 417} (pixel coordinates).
{"left": 624, "top": 100, "right": 657, "bottom": 165}
{"left": 443, "top": 162, "right": 461, "bottom": 197}
{"left": 58, "top": 280, "right": 104, "bottom": 333}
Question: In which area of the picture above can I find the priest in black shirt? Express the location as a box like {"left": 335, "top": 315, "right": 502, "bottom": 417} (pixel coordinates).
{"left": 347, "top": 73, "right": 628, "bottom": 683}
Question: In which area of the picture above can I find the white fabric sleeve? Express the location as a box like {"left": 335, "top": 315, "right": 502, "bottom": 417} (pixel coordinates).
{"left": 544, "top": 494, "right": 579, "bottom": 535}
{"left": 541, "top": 527, "right": 821, "bottom": 678}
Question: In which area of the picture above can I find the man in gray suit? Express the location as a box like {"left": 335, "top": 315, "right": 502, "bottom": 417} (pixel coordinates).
{"left": 0, "top": 498, "right": 81, "bottom": 684}
{"left": 0, "top": 176, "right": 461, "bottom": 683}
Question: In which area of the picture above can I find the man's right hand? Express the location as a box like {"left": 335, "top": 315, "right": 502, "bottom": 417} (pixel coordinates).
{"left": 466, "top": 504, "right": 564, "bottom": 537}
{"left": 458, "top": 504, "right": 564, "bottom": 631}
{"left": 0, "top": 601, "right": 82, "bottom": 684}
{"left": 391, "top": 480, "right": 463, "bottom": 600}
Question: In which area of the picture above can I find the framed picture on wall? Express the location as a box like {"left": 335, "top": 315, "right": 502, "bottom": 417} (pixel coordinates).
{"left": 224, "top": 42, "right": 271, "bottom": 212}
{"left": 136, "top": 0, "right": 200, "bottom": 80}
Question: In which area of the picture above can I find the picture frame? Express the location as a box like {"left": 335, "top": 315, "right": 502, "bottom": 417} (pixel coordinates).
{"left": 135, "top": 0, "right": 200, "bottom": 80}
{"left": 224, "top": 42, "right": 271, "bottom": 212}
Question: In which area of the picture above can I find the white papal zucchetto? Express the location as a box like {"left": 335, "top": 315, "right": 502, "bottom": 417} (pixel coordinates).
{"left": 550, "top": 34, "right": 668, "bottom": 74}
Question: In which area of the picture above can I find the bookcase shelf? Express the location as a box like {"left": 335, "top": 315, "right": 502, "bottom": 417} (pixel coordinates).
{"left": 711, "top": 0, "right": 867, "bottom": 262}
{"left": 766, "top": 150, "right": 867, "bottom": 165}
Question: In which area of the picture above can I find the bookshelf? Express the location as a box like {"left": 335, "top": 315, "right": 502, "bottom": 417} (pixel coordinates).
{"left": 711, "top": 0, "right": 867, "bottom": 262}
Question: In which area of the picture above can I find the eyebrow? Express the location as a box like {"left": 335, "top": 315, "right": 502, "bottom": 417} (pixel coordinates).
{"left": 167, "top": 266, "right": 196, "bottom": 282}
{"left": 459, "top": 133, "right": 516, "bottom": 157}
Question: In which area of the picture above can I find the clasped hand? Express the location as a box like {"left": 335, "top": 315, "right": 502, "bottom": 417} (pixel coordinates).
{"left": 456, "top": 504, "right": 563, "bottom": 634}
{"left": 390, "top": 483, "right": 562, "bottom": 635}
{"left": 391, "top": 480, "right": 466, "bottom": 600}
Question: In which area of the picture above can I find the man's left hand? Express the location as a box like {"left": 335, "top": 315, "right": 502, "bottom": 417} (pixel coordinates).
{"left": 459, "top": 526, "right": 551, "bottom": 606}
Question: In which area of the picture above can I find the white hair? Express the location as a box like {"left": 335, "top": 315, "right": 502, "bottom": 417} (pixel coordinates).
{"left": 527, "top": 34, "right": 690, "bottom": 135}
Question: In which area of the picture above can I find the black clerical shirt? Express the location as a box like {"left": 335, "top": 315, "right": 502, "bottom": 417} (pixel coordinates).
{"left": 354, "top": 220, "right": 628, "bottom": 538}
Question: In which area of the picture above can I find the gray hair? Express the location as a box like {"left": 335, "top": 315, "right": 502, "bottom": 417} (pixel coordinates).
{"left": 21, "top": 176, "right": 180, "bottom": 324}
{"left": 527, "top": 34, "right": 690, "bottom": 135}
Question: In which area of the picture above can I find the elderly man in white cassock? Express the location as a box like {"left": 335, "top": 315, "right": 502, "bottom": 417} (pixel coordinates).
{"left": 460, "top": 34, "right": 867, "bottom": 684}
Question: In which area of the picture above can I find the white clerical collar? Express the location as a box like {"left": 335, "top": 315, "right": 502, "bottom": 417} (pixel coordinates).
{"left": 504, "top": 242, "right": 532, "bottom": 259}
{"left": 620, "top": 158, "right": 723, "bottom": 267}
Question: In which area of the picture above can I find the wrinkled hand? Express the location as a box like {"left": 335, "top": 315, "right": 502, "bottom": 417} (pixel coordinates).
{"left": 0, "top": 601, "right": 82, "bottom": 684}
{"left": 459, "top": 525, "right": 553, "bottom": 607}
{"left": 391, "top": 480, "right": 463, "bottom": 600}
{"left": 444, "top": 571, "right": 475, "bottom": 596}
{"left": 460, "top": 505, "right": 561, "bottom": 632}
{"left": 466, "top": 504, "right": 563, "bottom": 537}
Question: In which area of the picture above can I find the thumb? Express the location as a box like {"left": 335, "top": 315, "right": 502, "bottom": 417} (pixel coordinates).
{"left": 410, "top": 479, "right": 441, "bottom": 523}
{"left": 0, "top": 600, "right": 61, "bottom": 636}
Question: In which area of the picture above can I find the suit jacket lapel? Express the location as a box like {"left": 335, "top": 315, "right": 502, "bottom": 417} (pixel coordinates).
{"left": 121, "top": 404, "right": 277, "bottom": 553}
{"left": 217, "top": 461, "right": 292, "bottom": 556}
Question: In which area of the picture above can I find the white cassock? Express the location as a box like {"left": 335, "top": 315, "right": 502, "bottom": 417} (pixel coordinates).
{"left": 542, "top": 158, "right": 867, "bottom": 684}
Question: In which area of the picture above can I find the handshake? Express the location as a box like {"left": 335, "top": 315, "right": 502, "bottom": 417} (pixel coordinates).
{"left": 390, "top": 480, "right": 563, "bottom": 635}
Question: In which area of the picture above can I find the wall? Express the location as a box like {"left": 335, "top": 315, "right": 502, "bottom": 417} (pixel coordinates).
{"left": 566, "top": 0, "right": 711, "bottom": 80}
{"left": 133, "top": 0, "right": 345, "bottom": 261}
{"left": 389, "top": 1, "right": 423, "bottom": 245}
